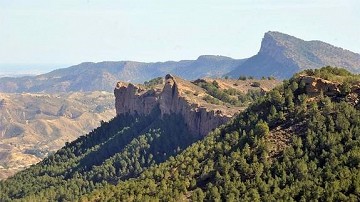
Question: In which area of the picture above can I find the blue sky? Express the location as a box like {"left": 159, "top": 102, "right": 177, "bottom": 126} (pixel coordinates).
{"left": 0, "top": 0, "right": 359, "bottom": 74}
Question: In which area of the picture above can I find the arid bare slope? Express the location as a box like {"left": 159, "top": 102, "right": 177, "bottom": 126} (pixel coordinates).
{"left": 0, "top": 91, "right": 115, "bottom": 179}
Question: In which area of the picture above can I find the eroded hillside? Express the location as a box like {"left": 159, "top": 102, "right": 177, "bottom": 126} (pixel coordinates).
{"left": 0, "top": 91, "right": 115, "bottom": 179}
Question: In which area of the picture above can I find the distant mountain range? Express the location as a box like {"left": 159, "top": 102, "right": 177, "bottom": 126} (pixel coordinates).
{"left": 0, "top": 74, "right": 35, "bottom": 78}
{"left": 0, "top": 31, "right": 359, "bottom": 93}
{"left": 0, "top": 56, "right": 245, "bottom": 93}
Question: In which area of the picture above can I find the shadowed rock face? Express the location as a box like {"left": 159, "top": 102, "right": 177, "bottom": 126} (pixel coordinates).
{"left": 114, "top": 75, "right": 232, "bottom": 136}
{"left": 114, "top": 82, "right": 160, "bottom": 115}
{"left": 158, "top": 75, "right": 231, "bottom": 136}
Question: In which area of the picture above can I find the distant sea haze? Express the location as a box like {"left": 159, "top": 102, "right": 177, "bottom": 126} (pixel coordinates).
{"left": 0, "top": 63, "right": 70, "bottom": 77}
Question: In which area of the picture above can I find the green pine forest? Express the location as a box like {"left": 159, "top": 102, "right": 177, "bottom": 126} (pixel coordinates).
{"left": 1, "top": 67, "right": 360, "bottom": 201}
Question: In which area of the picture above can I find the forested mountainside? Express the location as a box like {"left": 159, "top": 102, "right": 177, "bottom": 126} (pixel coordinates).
{"left": 3, "top": 67, "right": 360, "bottom": 202}
{"left": 0, "top": 55, "right": 245, "bottom": 93}
{"left": 228, "top": 31, "right": 360, "bottom": 79}
{"left": 0, "top": 91, "right": 115, "bottom": 180}
{"left": 2, "top": 67, "right": 360, "bottom": 201}
{"left": 78, "top": 67, "right": 360, "bottom": 201}
{"left": 0, "top": 75, "right": 277, "bottom": 201}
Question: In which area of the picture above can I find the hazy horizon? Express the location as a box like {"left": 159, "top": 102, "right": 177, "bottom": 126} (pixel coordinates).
{"left": 0, "top": 63, "right": 70, "bottom": 76}
{"left": 1, "top": 0, "right": 359, "bottom": 75}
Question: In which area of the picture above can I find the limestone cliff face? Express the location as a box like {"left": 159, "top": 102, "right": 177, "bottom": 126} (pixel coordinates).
{"left": 114, "top": 82, "right": 160, "bottom": 115}
{"left": 114, "top": 75, "right": 231, "bottom": 136}
{"left": 258, "top": 32, "right": 298, "bottom": 70}
{"left": 158, "top": 75, "right": 231, "bottom": 136}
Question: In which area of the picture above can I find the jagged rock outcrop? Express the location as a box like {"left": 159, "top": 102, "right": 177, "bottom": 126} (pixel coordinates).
{"left": 159, "top": 75, "right": 231, "bottom": 136}
{"left": 114, "top": 82, "right": 160, "bottom": 115}
{"left": 298, "top": 75, "right": 341, "bottom": 96}
{"left": 114, "top": 75, "right": 233, "bottom": 136}
{"left": 297, "top": 75, "right": 360, "bottom": 106}
{"left": 0, "top": 99, "right": 6, "bottom": 108}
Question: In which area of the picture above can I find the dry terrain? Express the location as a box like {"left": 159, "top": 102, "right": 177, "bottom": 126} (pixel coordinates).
{"left": 0, "top": 91, "right": 115, "bottom": 179}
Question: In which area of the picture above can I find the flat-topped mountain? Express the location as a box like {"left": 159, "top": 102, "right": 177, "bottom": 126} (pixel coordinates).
{"left": 228, "top": 31, "right": 360, "bottom": 79}
{"left": 0, "top": 56, "right": 245, "bottom": 93}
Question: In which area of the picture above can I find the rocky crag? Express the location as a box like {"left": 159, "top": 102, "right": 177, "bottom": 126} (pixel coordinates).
{"left": 297, "top": 74, "right": 360, "bottom": 106}
{"left": 115, "top": 75, "right": 237, "bottom": 136}
{"left": 115, "top": 75, "right": 280, "bottom": 136}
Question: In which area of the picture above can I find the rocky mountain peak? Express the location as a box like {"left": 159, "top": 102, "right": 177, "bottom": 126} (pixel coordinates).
{"left": 165, "top": 74, "right": 174, "bottom": 80}
{"left": 0, "top": 98, "right": 6, "bottom": 108}
{"left": 228, "top": 31, "right": 360, "bottom": 79}
{"left": 260, "top": 31, "right": 298, "bottom": 54}
{"left": 258, "top": 32, "right": 297, "bottom": 69}
{"left": 264, "top": 31, "right": 302, "bottom": 42}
